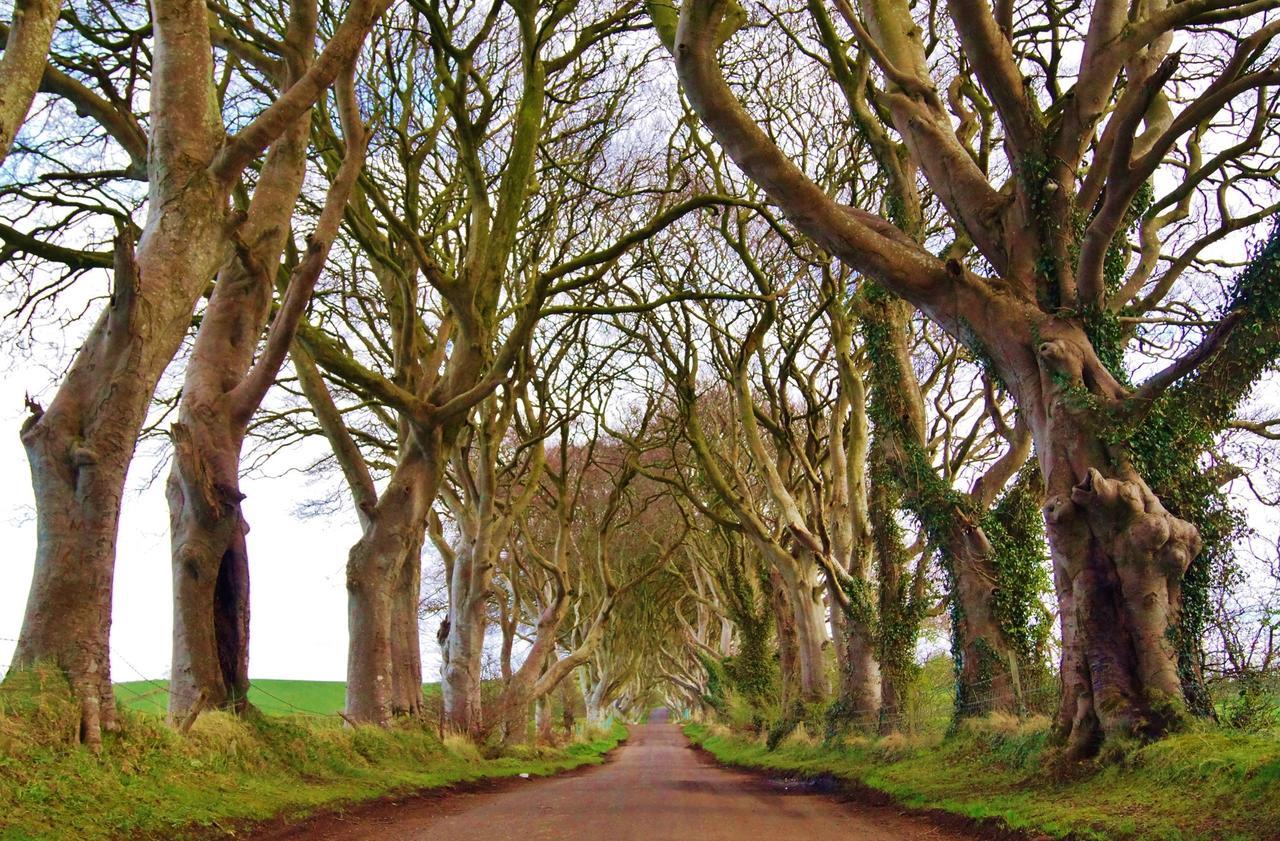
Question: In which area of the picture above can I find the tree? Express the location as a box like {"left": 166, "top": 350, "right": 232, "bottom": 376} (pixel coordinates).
{"left": 9, "top": 0, "right": 387, "bottom": 747}
{"left": 289, "top": 0, "right": 726, "bottom": 725}
{"left": 662, "top": 0, "right": 1280, "bottom": 757}
{"left": 167, "top": 56, "right": 370, "bottom": 718}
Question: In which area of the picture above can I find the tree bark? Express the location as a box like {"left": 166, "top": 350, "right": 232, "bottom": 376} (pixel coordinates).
{"left": 768, "top": 567, "right": 801, "bottom": 707}
{"left": 388, "top": 532, "right": 425, "bottom": 716}
{"left": 775, "top": 552, "right": 829, "bottom": 703}
{"left": 559, "top": 676, "right": 583, "bottom": 736}
{"left": 440, "top": 566, "right": 488, "bottom": 737}
{"left": 584, "top": 669, "right": 611, "bottom": 722}
{"left": 1031, "top": 333, "right": 1200, "bottom": 756}
{"left": 0, "top": 0, "right": 63, "bottom": 163}
{"left": 948, "top": 527, "right": 1020, "bottom": 716}
{"left": 832, "top": 605, "right": 881, "bottom": 727}
{"left": 346, "top": 444, "right": 439, "bottom": 725}
{"left": 167, "top": 422, "right": 253, "bottom": 715}
{"left": 868, "top": 437, "right": 922, "bottom": 735}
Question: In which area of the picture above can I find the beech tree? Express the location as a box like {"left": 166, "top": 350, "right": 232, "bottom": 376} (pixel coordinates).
{"left": 8, "top": 0, "right": 387, "bottom": 747}
{"left": 658, "top": 0, "right": 1280, "bottom": 755}
{"left": 167, "top": 57, "right": 370, "bottom": 718}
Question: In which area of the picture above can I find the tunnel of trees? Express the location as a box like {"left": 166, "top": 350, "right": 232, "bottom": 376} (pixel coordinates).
{"left": 2, "top": 0, "right": 1279, "bottom": 763}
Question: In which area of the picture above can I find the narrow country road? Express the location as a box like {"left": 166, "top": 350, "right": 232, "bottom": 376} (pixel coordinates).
{"left": 255, "top": 713, "right": 975, "bottom": 841}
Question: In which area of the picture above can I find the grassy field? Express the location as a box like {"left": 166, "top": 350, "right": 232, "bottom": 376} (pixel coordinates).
{"left": 685, "top": 718, "right": 1280, "bottom": 841}
{"left": 0, "top": 668, "right": 624, "bottom": 841}
{"left": 113, "top": 679, "right": 442, "bottom": 718}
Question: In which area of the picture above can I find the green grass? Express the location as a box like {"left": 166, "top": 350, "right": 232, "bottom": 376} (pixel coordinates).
{"left": 0, "top": 668, "right": 625, "bottom": 841}
{"left": 684, "top": 717, "right": 1280, "bottom": 840}
{"left": 113, "top": 679, "right": 443, "bottom": 717}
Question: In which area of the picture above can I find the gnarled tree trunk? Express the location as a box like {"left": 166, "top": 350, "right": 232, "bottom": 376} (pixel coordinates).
{"left": 772, "top": 551, "right": 829, "bottom": 703}
{"left": 832, "top": 606, "right": 881, "bottom": 726}
{"left": 768, "top": 567, "right": 800, "bottom": 707}
{"left": 167, "top": 52, "right": 370, "bottom": 718}
{"left": 15, "top": 149, "right": 229, "bottom": 748}
{"left": 1030, "top": 331, "right": 1199, "bottom": 757}
{"left": 440, "top": 566, "right": 488, "bottom": 736}
{"left": 346, "top": 444, "right": 439, "bottom": 725}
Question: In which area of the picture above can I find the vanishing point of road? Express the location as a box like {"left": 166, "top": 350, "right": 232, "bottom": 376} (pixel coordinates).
{"left": 255, "top": 710, "right": 974, "bottom": 840}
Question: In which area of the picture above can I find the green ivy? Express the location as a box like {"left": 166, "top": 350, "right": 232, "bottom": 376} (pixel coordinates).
{"left": 696, "top": 651, "right": 729, "bottom": 714}
{"left": 1100, "top": 219, "right": 1280, "bottom": 715}
{"left": 981, "top": 465, "right": 1055, "bottom": 702}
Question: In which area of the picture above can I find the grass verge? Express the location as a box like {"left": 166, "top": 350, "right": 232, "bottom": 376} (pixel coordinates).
{"left": 684, "top": 716, "right": 1280, "bottom": 840}
{"left": 0, "top": 668, "right": 626, "bottom": 841}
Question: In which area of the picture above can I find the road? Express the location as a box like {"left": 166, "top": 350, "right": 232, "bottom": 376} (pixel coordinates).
{"left": 255, "top": 715, "right": 974, "bottom": 840}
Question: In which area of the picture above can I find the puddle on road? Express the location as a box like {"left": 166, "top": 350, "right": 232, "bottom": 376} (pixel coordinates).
{"left": 764, "top": 773, "right": 841, "bottom": 795}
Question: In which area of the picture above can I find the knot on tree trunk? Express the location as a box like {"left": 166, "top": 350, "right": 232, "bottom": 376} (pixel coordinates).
{"left": 1037, "top": 338, "right": 1085, "bottom": 389}
{"left": 957, "top": 517, "right": 993, "bottom": 557}
{"left": 1069, "top": 467, "right": 1200, "bottom": 581}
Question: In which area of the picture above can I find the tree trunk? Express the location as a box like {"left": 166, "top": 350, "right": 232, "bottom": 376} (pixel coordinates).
{"left": 870, "top": 441, "right": 915, "bottom": 735}
{"left": 13, "top": 165, "right": 229, "bottom": 745}
{"left": 346, "top": 445, "right": 438, "bottom": 725}
{"left": 583, "top": 666, "right": 611, "bottom": 722}
{"left": 15, "top": 399, "right": 125, "bottom": 748}
{"left": 948, "top": 527, "right": 1019, "bottom": 718}
{"left": 863, "top": 292, "right": 1023, "bottom": 720}
{"left": 1032, "top": 357, "right": 1198, "bottom": 755}
{"left": 559, "top": 676, "right": 582, "bottom": 736}
{"left": 440, "top": 583, "right": 487, "bottom": 736}
{"left": 832, "top": 605, "right": 881, "bottom": 728}
{"left": 496, "top": 676, "right": 535, "bottom": 745}
{"left": 768, "top": 568, "right": 800, "bottom": 707}
{"left": 388, "top": 533, "right": 424, "bottom": 717}
{"left": 774, "top": 555, "right": 828, "bottom": 703}
{"left": 167, "top": 421, "right": 252, "bottom": 715}
{"left": 535, "top": 693, "right": 554, "bottom": 743}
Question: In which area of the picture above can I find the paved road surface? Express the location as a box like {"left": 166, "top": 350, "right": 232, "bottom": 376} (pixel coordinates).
{"left": 257, "top": 717, "right": 971, "bottom": 840}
